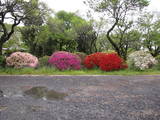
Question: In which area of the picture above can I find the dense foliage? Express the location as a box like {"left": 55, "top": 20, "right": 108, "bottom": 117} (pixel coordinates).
{"left": 0, "top": 56, "right": 6, "bottom": 68}
{"left": 48, "top": 51, "right": 81, "bottom": 70}
{"left": 155, "top": 55, "right": 160, "bottom": 70}
{"left": 39, "top": 56, "right": 50, "bottom": 67}
{"left": 6, "top": 52, "right": 39, "bottom": 68}
{"left": 74, "top": 52, "right": 87, "bottom": 65}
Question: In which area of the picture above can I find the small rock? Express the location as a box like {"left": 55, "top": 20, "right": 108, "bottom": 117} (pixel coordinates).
{"left": 0, "top": 90, "right": 3, "bottom": 97}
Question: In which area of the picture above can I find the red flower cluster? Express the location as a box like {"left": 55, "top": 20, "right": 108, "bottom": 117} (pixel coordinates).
{"left": 84, "top": 52, "right": 128, "bottom": 71}
{"left": 84, "top": 52, "right": 106, "bottom": 69}
{"left": 99, "top": 53, "right": 128, "bottom": 71}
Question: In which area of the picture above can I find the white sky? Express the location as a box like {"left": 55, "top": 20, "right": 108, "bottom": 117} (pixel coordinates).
{"left": 41, "top": 0, "right": 88, "bottom": 13}
{"left": 148, "top": 0, "right": 160, "bottom": 11}
{"left": 41, "top": 0, "right": 160, "bottom": 11}
{"left": 41, "top": 0, "right": 160, "bottom": 18}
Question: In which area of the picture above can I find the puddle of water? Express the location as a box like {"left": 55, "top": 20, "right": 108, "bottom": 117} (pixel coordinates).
{"left": 24, "top": 87, "right": 48, "bottom": 99}
{"left": 46, "top": 90, "right": 67, "bottom": 100}
{"left": 24, "top": 86, "right": 68, "bottom": 100}
{"left": 0, "top": 106, "right": 8, "bottom": 111}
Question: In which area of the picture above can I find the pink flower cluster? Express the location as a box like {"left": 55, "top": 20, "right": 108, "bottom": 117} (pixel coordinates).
{"left": 48, "top": 51, "right": 81, "bottom": 70}
{"left": 6, "top": 52, "right": 39, "bottom": 68}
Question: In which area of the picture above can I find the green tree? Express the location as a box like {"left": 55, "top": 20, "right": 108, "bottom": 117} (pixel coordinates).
{"left": 47, "top": 16, "right": 77, "bottom": 52}
{"left": 21, "top": 10, "right": 99, "bottom": 56}
{"left": 139, "top": 13, "right": 160, "bottom": 57}
{"left": 21, "top": 26, "right": 39, "bottom": 55}
{"left": 20, "top": 0, "right": 50, "bottom": 56}
{"left": 56, "top": 11, "right": 98, "bottom": 54}
{"left": 111, "top": 21, "right": 142, "bottom": 59}
{"left": 85, "top": 0, "right": 149, "bottom": 59}
{"left": 75, "top": 23, "right": 97, "bottom": 54}
{"left": 22, "top": 0, "right": 50, "bottom": 26}
{"left": 3, "top": 26, "right": 27, "bottom": 55}
{"left": 0, "top": 0, "right": 41, "bottom": 55}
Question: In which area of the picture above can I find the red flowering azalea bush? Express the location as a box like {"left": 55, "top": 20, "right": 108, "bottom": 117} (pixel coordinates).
{"left": 99, "top": 53, "right": 128, "bottom": 71}
{"left": 6, "top": 52, "right": 39, "bottom": 68}
{"left": 84, "top": 52, "right": 127, "bottom": 71}
{"left": 48, "top": 51, "right": 81, "bottom": 70}
{"left": 84, "top": 52, "right": 106, "bottom": 69}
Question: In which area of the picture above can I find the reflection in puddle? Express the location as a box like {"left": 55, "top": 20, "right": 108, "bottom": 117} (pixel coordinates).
{"left": 24, "top": 86, "right": 68, "bottom": 100}
{"left": 0, "top": 106, "right": 8, "bottom": 111}
{"left": 24, "top": 87, "right": 47, "bottom": 99}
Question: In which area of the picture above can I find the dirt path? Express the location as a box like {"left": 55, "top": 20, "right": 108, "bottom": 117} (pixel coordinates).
{"left": 0, "top": 75, "right": 160, "bottom": 120}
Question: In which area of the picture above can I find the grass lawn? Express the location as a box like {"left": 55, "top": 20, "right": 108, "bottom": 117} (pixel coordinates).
{"left": 0, "top": 67, "right": 159, "bottom": 75}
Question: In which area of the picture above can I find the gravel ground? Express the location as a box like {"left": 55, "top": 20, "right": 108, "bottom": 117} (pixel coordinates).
{"left": 0, "top": 75, "right": 160, "bottom": 120}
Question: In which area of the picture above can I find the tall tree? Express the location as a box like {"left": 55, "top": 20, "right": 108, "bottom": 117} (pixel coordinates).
{"left": 75, "top": 23, "right": 98, "bottom": 54}
{"left": 56, "top": 11, "right": 98, "bottom": 54}
{"left": 0, "top": 0, "right": 39, "bottom": 55}
{"left": 21, "top": 26, "right": 39, "bottom": 55}
{"left": 20, "top": 0, "right": 50, "bottom": 56}
{"left": 47, "top": 16, "right": 77, "bottom": 52}
{"left": 22, "top": 0, "right": 50, "bottom": 26}
{"left": 138, "top": 13, "right": 160, "bottom": 57}
{"left": 85, "top": 0, "right": 149, "bottom": 59}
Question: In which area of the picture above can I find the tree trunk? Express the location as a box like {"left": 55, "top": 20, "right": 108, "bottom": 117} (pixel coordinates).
{"left": 59, "top": 43, "right": 63, "bottom": 51}
{"left": 0, "top": 42, "right": 3, "bottom": 55}
{"left": 106, "top": 18, "right": 121, "bottom": 56}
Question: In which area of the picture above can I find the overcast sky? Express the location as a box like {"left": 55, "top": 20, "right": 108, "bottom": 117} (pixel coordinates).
{"left": 41, "top": 0, "right": 160, "bottom": 17}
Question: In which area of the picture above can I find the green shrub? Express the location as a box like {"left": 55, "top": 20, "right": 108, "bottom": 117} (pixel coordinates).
{"left": 39, "top": 56, "right": 50, "bottom": 67}
{"left": 0, "top": 56, "right": 6, "bottom": 68}
{"left": 156, "top": 55, "right": 160, "bottom": 63}
{"left": 74, "top": 52, "right": 87, "bottom": 64}
{"left": 155, "top": 55, "right": 160, "bottom": 70}
{"left": 4, "top": 48, "right": 28, "bottom": 57}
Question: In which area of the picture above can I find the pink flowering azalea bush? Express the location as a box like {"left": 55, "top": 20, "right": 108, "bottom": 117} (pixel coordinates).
{"left": 6, "top": 52, "right": 39, "bottom": 68}
{"left": 48, "top": 51, "right": 81, "bottom": 70}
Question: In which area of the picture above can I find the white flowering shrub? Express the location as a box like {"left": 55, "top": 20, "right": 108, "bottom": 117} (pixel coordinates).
{"left": 6, "top": 52, "right": 39, "bottom": 68}
{"left": 128, "top": 50, "right": 157, "bottom": 70}
{"left": 156, "top": 55, "right": 160, "bottom": 63}
{"left": 155, "top": 55, "right": 160, "bottom": 70}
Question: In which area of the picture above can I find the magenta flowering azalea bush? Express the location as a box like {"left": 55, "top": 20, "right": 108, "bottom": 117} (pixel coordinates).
{"left": 6, "top": 52, "right": 39, "bottom": 68}
{"left": 48, "top": 51, "right": 81, "bottom": 70}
